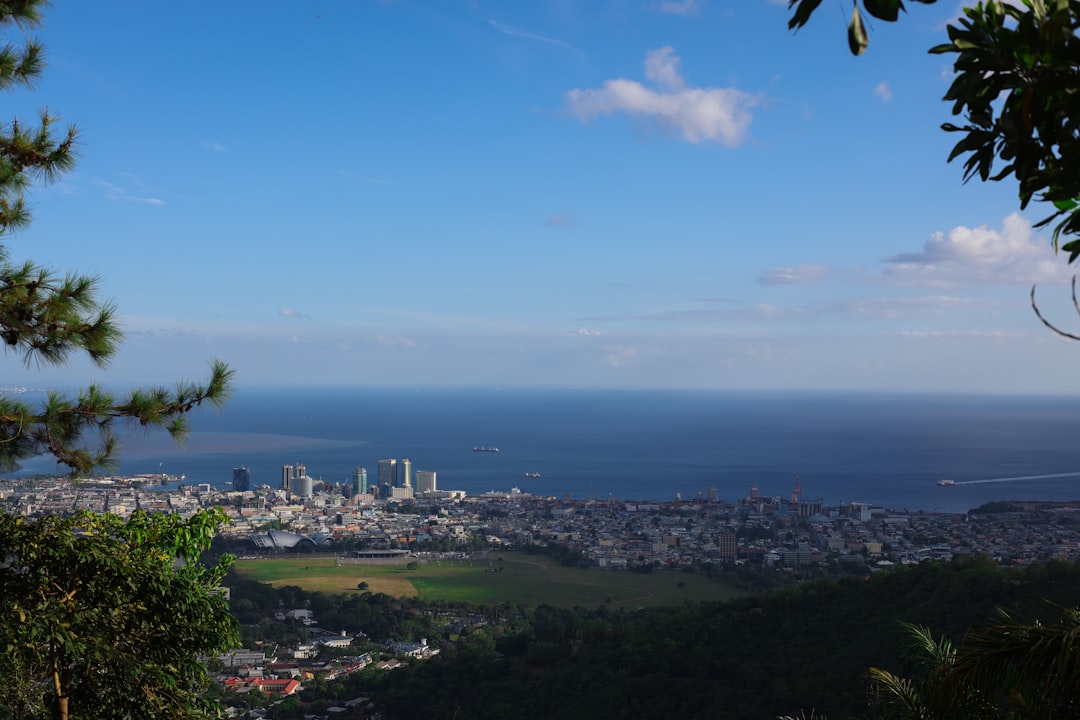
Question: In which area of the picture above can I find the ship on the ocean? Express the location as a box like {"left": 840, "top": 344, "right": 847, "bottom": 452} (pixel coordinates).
{"left": 473, "top": 446, "right": 499, "bottom": 453}
{"left": 524, "top": 472, "right": 541, "bottom": 478}
{"left": 937, "top": 479, "right": 956, "bottom": 486}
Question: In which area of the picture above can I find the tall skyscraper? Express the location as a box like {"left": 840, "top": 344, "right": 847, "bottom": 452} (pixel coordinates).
{"left": 233, "top": 466, "right": 251, "bottom": 492}
{"left": 295, "top": 474, "right": 313, "bottom": 499}
{"left": 351, "top": 467, "right": 368, "bottom": 495}
{"left": 415, "top": 470, "right": 436, "bottom": 494}
{"left": 281, "top": 464, "right": 295, "bottom": 492}
{"left": 378, "top": 459, "right": 397, "bottom": 488}
{"left": 400, "top": 458, "right": 412, "bottom": 488}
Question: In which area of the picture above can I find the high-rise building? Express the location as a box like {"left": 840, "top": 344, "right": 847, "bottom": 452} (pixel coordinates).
{"left": 233, "top": 466, "right": 251, "bottom": 492}
{"left": 281, "top": 463, "right": 307, "bottom": 496}
{"left": 400, "top": 458, "right": 412, "bottom": 488}
{"left": 718, "top": 530, "right": 736, "bottom": 561}
{"left": 295, "top": 474, "right": 313, "bottom": 499}
{"left": 415, "top": 470, "right": 436, "bottom": 494}
{"left": 378, "top": 459, "right": 397, "bottom": 488}
{"left": 351, "top": 467, "right": 368, "bottom": 495}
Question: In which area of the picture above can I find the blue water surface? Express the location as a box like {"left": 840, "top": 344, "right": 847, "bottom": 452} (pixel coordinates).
{"left": 9, "top": 388, "right": 1080, "bottom": 513}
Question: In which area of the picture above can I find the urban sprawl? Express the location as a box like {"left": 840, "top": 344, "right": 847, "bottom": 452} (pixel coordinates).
{"left": 5, "top": 460, "right": 1080, "bottom": 569}
{"left": 7, "top": 461, "right": 1080, "bottom": 711}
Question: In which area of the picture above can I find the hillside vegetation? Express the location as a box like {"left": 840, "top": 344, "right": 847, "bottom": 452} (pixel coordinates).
{"left": 231, "top": 555, "right": 1080, "bottom": 719}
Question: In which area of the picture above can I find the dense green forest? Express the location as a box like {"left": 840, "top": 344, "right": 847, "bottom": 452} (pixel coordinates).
{"left": 227, "top": 556, "right": 1080, "bottom": 719}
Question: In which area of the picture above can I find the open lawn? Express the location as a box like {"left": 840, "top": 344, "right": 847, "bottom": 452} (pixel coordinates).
{"left": 233, "top": 552, "right": 747, "bottom": 609}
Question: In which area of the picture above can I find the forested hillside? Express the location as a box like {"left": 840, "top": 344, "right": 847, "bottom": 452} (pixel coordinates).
{"left": 232, "top": 556, "right": 1080, "bottom": 719}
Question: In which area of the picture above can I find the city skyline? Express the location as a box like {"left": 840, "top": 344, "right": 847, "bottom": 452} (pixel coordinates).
{"left": 6, "top": 2, "right": 1079, "bottom": 395}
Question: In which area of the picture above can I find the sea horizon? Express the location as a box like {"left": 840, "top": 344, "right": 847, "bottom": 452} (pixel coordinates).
{"left": 5, "top": 386, "right": 1080, "bottom": 514}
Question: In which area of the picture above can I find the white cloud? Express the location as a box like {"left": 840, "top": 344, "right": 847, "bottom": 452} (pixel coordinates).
{"left": 740, "top": 295, "right": 984, "bottom": 322}
{"left": 574, "top": 328, "right": 601, "bottom": 336}
{"left": 606, "top": 344, "right": 642, "bottom": 367}
{"left": 900, "top": 330, "right": 1016, "bottom": 339}
{"left": 200, "top": 140, "right": 225, "bottom": 152}
{"left": 373, "top": 334, "right": 416, "bottom": 348}
{"left": 487, "top": 19, "right": 581, "bottom": 55}
{"left": 884, "top": 212, "right": 1070, "bottom": 287}
{"left": 565, "top": 47, "right": 762, "bottom": 146}
{"left": 875, "top": 81, "right": 892, "bottom": 102}
{"left": 93, "top": 179, "right": 165, "bottom": 206}
{"left": 652, "top": 0, "right": 700, "bottom": 15}
{"left": 279, "top": 308, "right": 312, "bottom": 320}
{"left": 759, "top": 263, "right": 836, "bottom": 286}
{"left": 758, "top": 214, "right": 1071, "bottom": 290}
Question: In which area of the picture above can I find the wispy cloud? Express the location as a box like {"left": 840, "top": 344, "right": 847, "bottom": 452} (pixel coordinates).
{"left": 900, "top": 329, "right": 1017, "bottom": 339}
{"left": 565, "top": 46, "right": 763, "bottom": 145}
{"left": 279, "top": 308, "right": 312, "bottom": 320}
{"left": 372, "top": 334, "right": 416, "bottom": 348}
{"left": 582, "top": 294, "right": 986, "bottom": 326}
{"left": 651, "top": 0, "right": 700, "bottom": 15}
{"left": 574, "top": 328, "right": 601, "bottom": 336}
{"left": 487, "top": 19, "right": 582, "bottom": 55}
{"left": 200, "top": 140, "right": 226, "bottom": 152}
{"left": 759, "top": 263, "right": 838, "bottom": 286}
{"left": 544, "top": 213, "right": 576, "bottom": 226}
{"left": 875, "top": 81, "right": 892, "bottom": 102}
{"left": 92, "top": 178, "right": 164, "bottom": 206}
{"left": 692, "top": 296, "right": 739, "bottom": 304}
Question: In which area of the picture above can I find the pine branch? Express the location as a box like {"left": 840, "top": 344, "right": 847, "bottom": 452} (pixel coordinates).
{"left": 0, "top": 361, "right": 234, "bottom": 475}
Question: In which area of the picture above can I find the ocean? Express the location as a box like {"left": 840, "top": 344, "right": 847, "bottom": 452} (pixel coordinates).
{"left": 7, "top": 387, "right": 1080, "bottom": 513}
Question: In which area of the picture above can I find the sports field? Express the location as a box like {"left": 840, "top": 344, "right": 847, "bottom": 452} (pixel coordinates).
{"left": 233, "top": 552, "right": 746, "bottom": 609}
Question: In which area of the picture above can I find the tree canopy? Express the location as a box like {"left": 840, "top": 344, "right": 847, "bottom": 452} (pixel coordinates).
{"left": 788, "top": 0, "right": 1080, "bottom": 267}
{"left": 0, "top": 0, "right": 232, "bottom": 476}
{"left": 0, "top": 2, "right": 238, "bottom": 714}
{"left": 0, "top": 509, "right": 239, "bottom": 720}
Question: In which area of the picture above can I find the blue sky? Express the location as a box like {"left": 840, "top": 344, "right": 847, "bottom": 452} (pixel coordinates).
{"left": 6, "top": 0, "right": 1078, "bottom": 393}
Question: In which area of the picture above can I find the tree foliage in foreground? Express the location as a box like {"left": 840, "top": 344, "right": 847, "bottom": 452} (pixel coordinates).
{"left": 0, "top": 509, "right": 239, "bottom": 720}
{"left": 871, "top": 608, "right": 1080, "bottom": 719}
{"left": 789, "top": 0, "right": 1080, "bottom": 268}
{"left": 0, "top": 0, "right": 232, "bottom": 476}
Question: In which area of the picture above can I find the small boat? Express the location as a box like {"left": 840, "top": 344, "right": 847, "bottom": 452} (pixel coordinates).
{"left": 937, "top": 479, "right": 955, "bottom": 486}
{"left": 524, "top": 472, "right": 541, "bottom": 478}
{"left": 473, "top": 446, "right": 500, "bottom": 453}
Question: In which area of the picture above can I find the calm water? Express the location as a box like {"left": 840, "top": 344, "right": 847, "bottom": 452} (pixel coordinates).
{"left": 8, "top": 388, "right": 1080, "bottom": 513}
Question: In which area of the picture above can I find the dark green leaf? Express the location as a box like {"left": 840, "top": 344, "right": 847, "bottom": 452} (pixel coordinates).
{"left": 863, "top": 0, "right": 904, "bottom": 22}
{"left": 788, "top": 0, "right": 825, "bottom": 31}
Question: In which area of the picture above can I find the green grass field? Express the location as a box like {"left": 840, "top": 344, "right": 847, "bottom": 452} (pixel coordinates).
{"left": 233, "top": 552, "right": 746, "bottom": 609}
